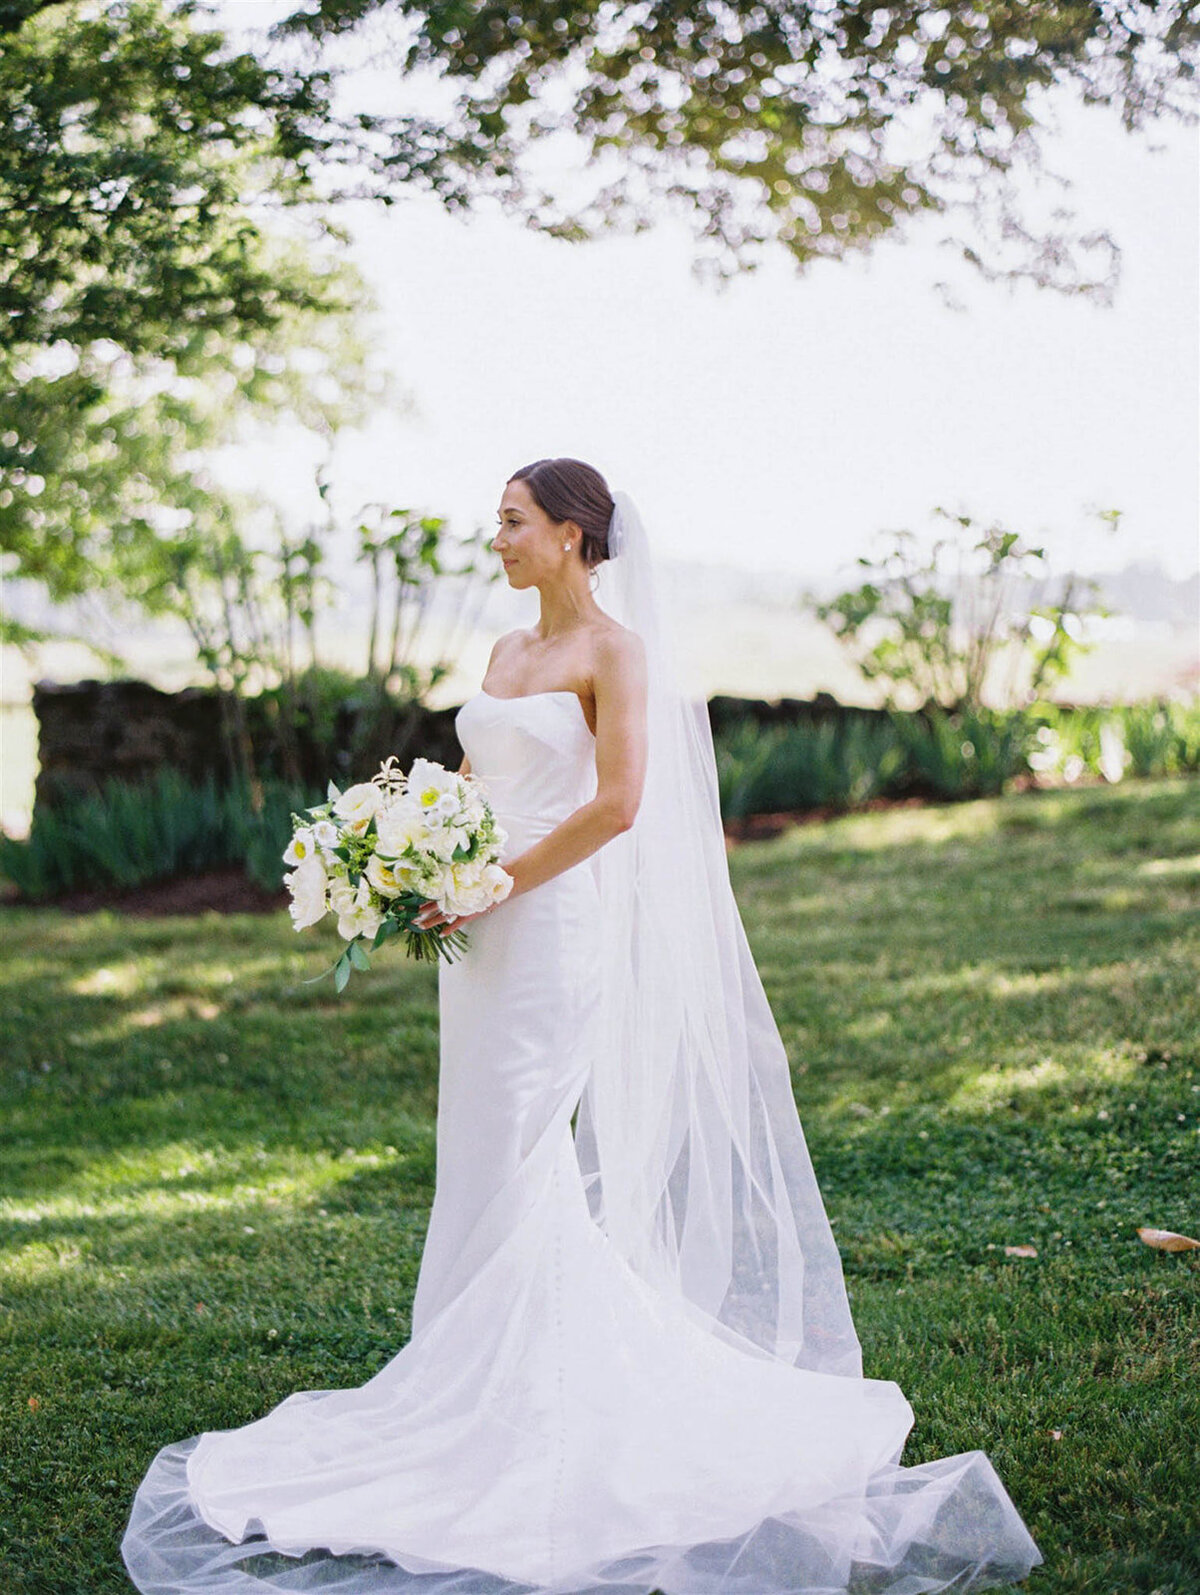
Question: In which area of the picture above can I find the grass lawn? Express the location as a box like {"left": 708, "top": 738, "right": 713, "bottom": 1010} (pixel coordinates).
{"left": 1, "top": 777, "right": 1198, "bottom": 1595}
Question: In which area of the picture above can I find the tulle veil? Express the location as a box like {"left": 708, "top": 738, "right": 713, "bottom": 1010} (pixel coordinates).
{"left": 581, "top": 489, "right": 862, "bottom": 1377}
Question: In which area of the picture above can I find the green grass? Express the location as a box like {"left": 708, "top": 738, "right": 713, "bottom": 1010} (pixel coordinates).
{"left": 2, "top": 778, "right": 1198, "bottom": 1594}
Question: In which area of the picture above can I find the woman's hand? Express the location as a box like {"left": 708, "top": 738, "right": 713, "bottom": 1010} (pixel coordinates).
{"left": 412, "top": 898, "right": 495, "bottom": 937}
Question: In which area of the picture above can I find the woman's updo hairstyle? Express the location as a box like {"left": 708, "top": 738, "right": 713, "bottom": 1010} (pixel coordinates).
{"left": 507, "top": 457, "right": 615, "bottom": 569}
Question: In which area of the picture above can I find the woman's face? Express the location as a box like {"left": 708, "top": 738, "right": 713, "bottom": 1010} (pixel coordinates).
{"left": 492, "top": 478, "right": 574, "bottom": 589}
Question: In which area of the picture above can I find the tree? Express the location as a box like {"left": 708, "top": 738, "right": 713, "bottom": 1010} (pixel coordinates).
{"left": 0, "top": 0, "right": 371, "bottom": 628}
{"left": 811, "top": 507, "right": 1113, "bottom": 711}
{"left": 268, "top": 0, "right": 1200, "bottom": 292}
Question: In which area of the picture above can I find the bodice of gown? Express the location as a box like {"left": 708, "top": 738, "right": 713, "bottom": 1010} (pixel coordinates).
{"left": 454, "top": 691, "right": 597, "bottom": 855}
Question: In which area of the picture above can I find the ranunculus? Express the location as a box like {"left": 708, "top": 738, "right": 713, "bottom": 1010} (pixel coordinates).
{"left": 480, "top": 862, "right": 514, "bottom": 903}
{"left": 332, "top": 782, "right": 383, "bottom": 835}
{"left": 285, "top": 853, "right": 328, "bottom": 930}
{"left": 442, "top": 858, "right": 511, "bottom": 917}
{"left": 366, "top": 852, "right": 406, "bottom": 898}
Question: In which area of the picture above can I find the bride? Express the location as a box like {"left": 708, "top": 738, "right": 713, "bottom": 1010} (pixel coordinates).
{"left": 121, "top": 458, "right": 1043, "bottom": 1595}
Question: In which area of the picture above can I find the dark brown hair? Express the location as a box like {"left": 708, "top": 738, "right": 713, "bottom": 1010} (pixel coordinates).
{"left": 507, "top": 458, "right": 615, "bottom": 569}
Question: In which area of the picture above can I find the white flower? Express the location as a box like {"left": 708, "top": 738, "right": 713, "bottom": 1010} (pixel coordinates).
{"left": 408, "top": 759, "right": 458, "bottom": 812}
{"left": 328, "top": 875, "right": 357, "bottom": 919}
{"left": 283, "top": 826, "right": 317, "bottom": 867}
{"left": 481, "top": 862, "right": 514, "bottom": 903}
{"left": 376, "top": 798, "right": 427, "bottom": 858}
{"left": 366, "top": 852, "right": 407, "bottom": 899}
{"left": 332, "top": 781, "right": 383, "bottom": 835}
{"left": 427, "top": 823, "right": 472, "bottom": 863}
{"left": 285, "top": 853, "right": 328, "bottom": 930}
{"left": 336, "top": 876, "right": 384, "bottom": 942}
{"left": 441, "top": 859, "right": 512, "bottom": 917}
{"left": 429, "top": 790, "right": 462, "bottom": 821}
{"left": 312, "top": 818, "right": 340, "bottom": 852}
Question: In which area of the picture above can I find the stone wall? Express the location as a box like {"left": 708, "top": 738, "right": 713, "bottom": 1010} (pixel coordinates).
{"left": 31, "top": 679, "right": 876, "bottom": 813}
{"left": 31, "top": 680, "right": 464, "bottom": 811}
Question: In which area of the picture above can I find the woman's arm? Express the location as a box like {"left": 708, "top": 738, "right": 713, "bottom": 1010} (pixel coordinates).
{"left": 415, "top": 630, "right": 647, "bottom": 934}
{"left": 503, "top": 630, "right": 647, "bottom": 901}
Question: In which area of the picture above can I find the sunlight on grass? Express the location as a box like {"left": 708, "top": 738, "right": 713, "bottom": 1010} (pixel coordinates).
{"left": 70, "top": 962, "right": 145, "bottom": 998}
{"left": 1137, "top": 851, "right": 1200, "bottom": 877}
{"left": 1, "top": 778, "right": 1197, "bottom": 1594}
{"left": 0, "top": 1143, "right": 409, "bottom": 1231}
{"left": 793, "top": 797, "right": 1007, "bottom": 853}
{"left": 948, "top": 1046, "right": 1140, "bottom": 1113}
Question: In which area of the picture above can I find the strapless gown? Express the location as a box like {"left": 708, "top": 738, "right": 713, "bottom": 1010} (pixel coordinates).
{"left": 120, "top": 689, "right": 1042, "bottom": 1595}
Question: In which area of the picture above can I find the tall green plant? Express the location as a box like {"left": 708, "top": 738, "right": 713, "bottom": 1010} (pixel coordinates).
{"left": 0, "top": 769, "right": 314, "bottom": 900}
{"left": 811, "top": 509, "right": 1112, "bottom": 712}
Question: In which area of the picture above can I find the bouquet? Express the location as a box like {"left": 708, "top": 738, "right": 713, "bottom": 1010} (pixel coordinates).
{"left": 283, "top": 756, "right": 514, "bottom": 990}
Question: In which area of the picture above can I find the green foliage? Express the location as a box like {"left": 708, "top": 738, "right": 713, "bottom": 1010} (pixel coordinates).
{"left": 716, "top": 715, "right": 905, "bottom": 819}
{"left": 890, "top": 706, "right": 1030, "bottom": 800}
{"left": 0, "top": 770, "right": 314, "bottom": 900}
{"left": 812, "top": 510, "right": 1111, "bottom": 712}
{"left": 274, "top": 0, "right": 1199, "bottom": 296}
{"left": 1, "top": 781, "right": 1198, "bottom": 1591}
{"left": 1028, "top": 700, "right": 1200, "bottom": 787}
{"left": 167, "top": 491, "right": 498, "bottom": 785}
{"left": 0, "top": 0, "right": 375, "bottom": 613}
{"left": 0, "top": 0, "right": 338, "bottom": 359}
{"left": 714, "top": 699, "right": 1200, "bottom": 818}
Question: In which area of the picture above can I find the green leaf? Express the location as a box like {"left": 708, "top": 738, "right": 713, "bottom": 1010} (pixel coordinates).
{"left": 348, "top": 938, "right": 371, "bottom": 972}
{"left": 333, "top": 952, "right": 352, "bottom": 992}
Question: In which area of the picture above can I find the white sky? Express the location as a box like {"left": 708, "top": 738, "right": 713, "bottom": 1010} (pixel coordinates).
{"left": 214, "top": 1, "right": 1199, "bottom": 583}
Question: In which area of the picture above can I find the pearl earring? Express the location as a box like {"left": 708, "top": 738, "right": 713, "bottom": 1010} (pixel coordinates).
{"left": 563, "top": 543, "right": 571, "bottom": 552}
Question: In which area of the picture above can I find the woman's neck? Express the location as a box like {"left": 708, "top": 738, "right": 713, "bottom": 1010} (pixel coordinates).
{"left": 534, "top": 577, "right": 598, "bottom": 640}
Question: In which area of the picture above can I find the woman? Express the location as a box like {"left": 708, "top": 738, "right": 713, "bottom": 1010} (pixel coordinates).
{"left": 122, "top": 458, "right": 1042, "bottom": 1595}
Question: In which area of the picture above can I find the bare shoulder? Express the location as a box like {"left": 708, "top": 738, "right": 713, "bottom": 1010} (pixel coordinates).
{"left": 487, "top": 628, "right": 534, "bottom": 667}
{"left": 591, "top": 619, "right": 647, "bottom": 694}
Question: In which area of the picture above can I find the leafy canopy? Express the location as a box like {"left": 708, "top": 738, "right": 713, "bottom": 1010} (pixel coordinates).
{"left": 0, "top": 0, "right": 370, "bottom": 621}
{"left": 270, "top": 0, "right": 1200, "bottom": 290}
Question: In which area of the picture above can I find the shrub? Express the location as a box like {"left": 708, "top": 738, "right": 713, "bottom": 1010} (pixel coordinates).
{"left": 0, "top": 770, "right": 315, "bottom": 900}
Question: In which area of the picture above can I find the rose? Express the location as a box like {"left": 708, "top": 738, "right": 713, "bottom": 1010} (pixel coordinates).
{"left": 284, "top": 853, "right": 328, "bottom": 930}
{"left": 332, "top": 782, "right": 384, "bottom": 836}
{"left": 366, "top": 852, "right": 411, "bottom": 899}
{"left": 441, "top": 859, "right": 513, "bottom": 917}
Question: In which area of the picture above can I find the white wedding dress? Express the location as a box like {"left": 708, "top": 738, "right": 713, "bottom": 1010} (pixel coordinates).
{"left": 121, "top": 688, "right": 1042, "bottom": 1595}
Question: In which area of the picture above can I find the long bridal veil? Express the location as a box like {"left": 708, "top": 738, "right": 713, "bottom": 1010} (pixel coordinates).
{"left": 581, "top": 491, "right": 863, "bottom": 1376}
{"left": 576, "top": 489, "right": 1042, "bottom": 1589}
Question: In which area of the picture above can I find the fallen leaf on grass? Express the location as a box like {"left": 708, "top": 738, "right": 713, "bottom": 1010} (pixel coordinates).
{"left": 1049, "top": 1430, "right": 1062, "bottom": 1441}
{"left": 1003, "top": 1245, "right": 1038, "bottom": 1258}
{"left": 1136, "top": 1227, "right": 1200, "bottom": 1252}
